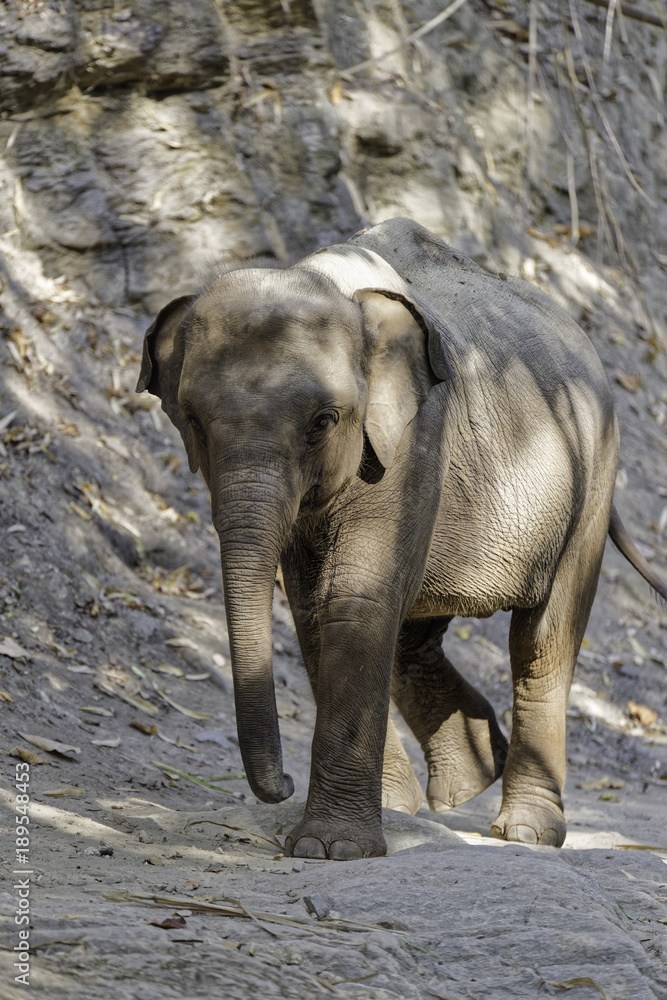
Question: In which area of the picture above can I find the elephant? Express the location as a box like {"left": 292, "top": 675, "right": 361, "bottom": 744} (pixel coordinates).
{"left": 137, "top": 218, "right": 667, "bottom": 860}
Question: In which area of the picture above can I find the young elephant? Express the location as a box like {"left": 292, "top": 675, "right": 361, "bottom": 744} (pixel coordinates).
{"left": 137, "top": 218, "right": 666, "bottom": 859}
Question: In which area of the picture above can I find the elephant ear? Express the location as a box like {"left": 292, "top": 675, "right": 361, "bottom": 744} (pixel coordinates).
{"left": 136, "top": 294, "right": 199, "bottom": 473}
{"left": 353, "top": 288, "right": 453, "bottom": 471}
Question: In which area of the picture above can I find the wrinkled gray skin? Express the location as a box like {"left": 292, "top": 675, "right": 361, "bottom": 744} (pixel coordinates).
{"left": 137, "top": 218, "right": 652, "bottom": 860}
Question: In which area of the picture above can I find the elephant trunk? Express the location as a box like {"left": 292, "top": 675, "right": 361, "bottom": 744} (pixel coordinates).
{"left": 214, "top": 464, "right": 298, "bottom": 804}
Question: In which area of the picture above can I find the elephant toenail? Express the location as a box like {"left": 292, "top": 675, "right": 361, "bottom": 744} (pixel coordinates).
{"left": 541, "top": 828, "right": 561, "bottom": 847}
{"left": 506, "top": 824, "right": 538, "bottom": 844}
{"left": 293, "top": 837, "right": 327, "bottom": 859}
{"left": 452, "top": 788, "right": 475, "bottom": 807}
{"left": 329, "top": 840, "right": 363, "bottom": 861}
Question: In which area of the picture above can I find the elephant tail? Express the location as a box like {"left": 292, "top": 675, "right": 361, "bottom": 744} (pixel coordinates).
{"left": 608, "top": 504, "right": 667, "bottom": 603}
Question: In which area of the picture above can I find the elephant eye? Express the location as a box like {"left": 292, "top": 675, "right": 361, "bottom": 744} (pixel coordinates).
{"left": 306, "top": 411, "right": 338, "bottom": 445}
{"left": 188, "top": 412, "right": 206, "bottom": 442}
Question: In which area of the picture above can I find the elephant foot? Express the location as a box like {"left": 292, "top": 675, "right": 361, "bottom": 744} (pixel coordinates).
{"left": 382, "top": 717, "right": 423, "bottom": 814}
{"left": 285, "top": 815, "right": 387, "bottom": 861}
{"left": 491, "top": 796, "right": 565, "bottom": 847}
{"left": 382, "top": 764, "right": 423, "bottom": 814}
{"left": 425, "top": 712, "right": 508, "bottom": 813}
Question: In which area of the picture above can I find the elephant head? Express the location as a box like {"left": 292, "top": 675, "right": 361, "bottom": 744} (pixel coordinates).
{"left": 136, "top": 255, "right": 452, "bottom": 804}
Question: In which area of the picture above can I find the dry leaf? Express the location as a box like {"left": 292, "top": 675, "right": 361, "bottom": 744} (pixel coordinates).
{"left": 0, "top": 637, "right": 29, "bottom": 659}
{"left": 627, "top": 701, "right": 658, "bottom": 727}
{"left": 153, "top": 663, "right": 184, "bottom": 677}
{"left": 130, "top": 719, "right": 158, "bottom": 736}
{"left": 0, "top": 410, "right": 18, "bottom": 434}
{"left": 615, "top": 370, "right": 643, "bottom": 393}
{"left": 554, "top": 222, "right": 593, "bottom": 238}
{"left": 628, "top": 636, "right": 649, "bottom": 658}
{"left": 617, "top": 844, "right": 667, "bottom": 852}
{"left": 42, "top": 786, "right": 86, "bottom": 798}
{"left": 100, "top": 435, "right": 131, "bottom": 459}
{"left": 81, "top": 571, "right": 102, "bottom": 593}
{"left": 149, "top": 915, "right": 186, "bottom": 929}
{"left": 19, "top": 733, "right": 80, "bottom": 756}
{"left": 95, "top": 679, "right": 159, "bottom": 717}
{"left": 92, "top": 736, "right": 121, "bottom": 748}
{"left": 526, "top": 225, "right": 560, "bottom": 248}
{"left": 9, "top": 746, "right": 52, "bottom": 765}
{"left": 549, "top": 978, "right": 611, "bottom": 1000}
{"left": 156, "top": 730, "right": 199, "bottom": 752}
{"left": 454, "top": 624, "right": 472, "bottom": 640}
{"left": 184, "top": 672, "right": 210, "bottom": 682}
{"left": 69, "top": 501, "right": 92, "bottom": 522}
{"left": 184, "top": 880, "right": 200, "bottom": 891}
{"left": 81, "top": 705, "right": 114, "bottom": 717}
{"left": 491, "top": 16, "right": 528, "bottom": 40}
{"left": 330, "top": 80, "right": 343, "bottom": 104}
{"left": 145, "top": 856, "right": 164, "bottom": 866}
{"left": 578, "top": 776, "right": 625, "bottom": 791}
{"left": 153, "top": 687, "right": 212, "bottom": 719}
{"left": 58, "top": 420, "right": 80, "bottom": 437}
{"left": 165, "top": 637, "right": 199, "bottom": 650}
{"left": 0, "top": 690, "right": 13, "bottom": 701}
{"left": 48, "top": 640, "right": 77, "bottom": 659}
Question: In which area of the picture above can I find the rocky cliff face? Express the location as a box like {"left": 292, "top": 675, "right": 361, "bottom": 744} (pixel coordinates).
{"left": 1, "top": 0, "right": 665, "bottom": 321}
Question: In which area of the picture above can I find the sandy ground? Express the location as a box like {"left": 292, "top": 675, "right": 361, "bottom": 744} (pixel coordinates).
{"left": 1, "top": 556, "right": 666, "bottom": 999}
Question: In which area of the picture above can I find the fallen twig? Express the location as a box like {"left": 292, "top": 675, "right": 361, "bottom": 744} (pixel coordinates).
{"left": 151, "top": 761, "right": 236, "bottom": 795}
{"left": 183, "top": 817, "right": 282, "bottom": 849}
{"left": 104, "top": 890, "right": 413, "bottom": 941}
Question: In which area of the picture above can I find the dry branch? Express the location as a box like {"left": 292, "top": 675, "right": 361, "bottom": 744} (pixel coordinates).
{"left": 569, "top": 0, "right": 652, "bottom": 204}
{"left": 580, "top": 0, "right": 666, "bottom": 29}
{"left": 340, "top": 0, "right": 470, "bottom": 77}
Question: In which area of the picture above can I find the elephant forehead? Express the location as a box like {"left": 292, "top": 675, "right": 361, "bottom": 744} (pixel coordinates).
{"left": 190, "top": 279, "right": 360, "bottom": 351}
{"left": 180, "top": 316, "right": 363, "bottom": 413}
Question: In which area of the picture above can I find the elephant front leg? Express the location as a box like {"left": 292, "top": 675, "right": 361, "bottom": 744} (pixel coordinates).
{"left": 283, "top": 555, "right": 422, "bottom": 819}
{"left": 392, "top": 619, "right": 507, "bottom": 813}
{"left": 285, "top": 602, "right": 398, "bottom": 860}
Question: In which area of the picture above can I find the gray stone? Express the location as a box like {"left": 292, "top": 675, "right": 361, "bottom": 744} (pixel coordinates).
{"left": 302, "top": 891, "right": 334, "bottom": 919}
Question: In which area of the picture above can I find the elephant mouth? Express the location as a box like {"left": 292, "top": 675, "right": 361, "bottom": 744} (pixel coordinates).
{"left": 300, "top": 482, "right": 324, "bottom": 509}
{"left": 299, "top": 481, "right": 340, "bottom": 515}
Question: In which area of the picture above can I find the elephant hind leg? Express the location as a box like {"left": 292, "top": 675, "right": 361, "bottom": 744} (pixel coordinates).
{"left": 382, "top": 716, "right": 423, "bottom": 814}
{"left": 492, "top": 501, "right": 611, "bottom": 848}
{"left": 392, "top": 618, "right": 507, "bottom": 813}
